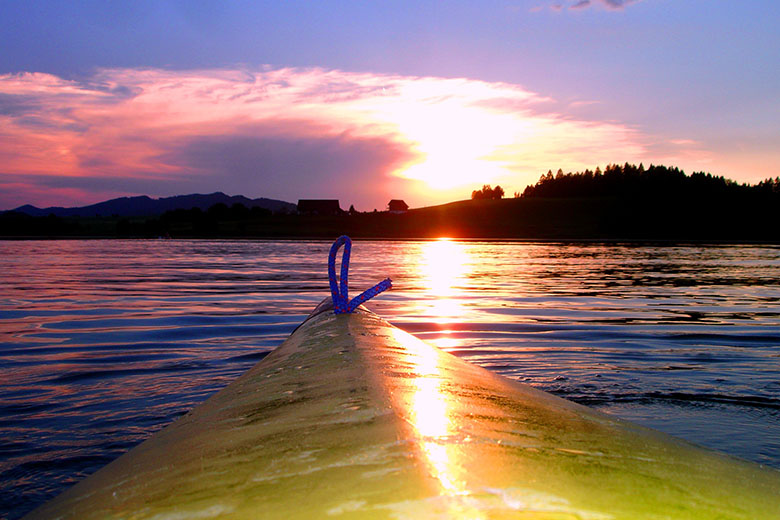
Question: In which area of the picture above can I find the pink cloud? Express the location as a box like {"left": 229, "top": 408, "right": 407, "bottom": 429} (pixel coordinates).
{"left": 0, "top": 67, "right": 649, "bottom": 210}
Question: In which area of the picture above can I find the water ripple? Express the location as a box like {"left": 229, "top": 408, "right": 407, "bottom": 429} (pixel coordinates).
{"left": 1, "top": 239, "right": 779, "bottom": 519}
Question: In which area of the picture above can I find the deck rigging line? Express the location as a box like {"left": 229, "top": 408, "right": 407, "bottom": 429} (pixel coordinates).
{"left": 328, "top": 235, "right": 392, "bottom": 314}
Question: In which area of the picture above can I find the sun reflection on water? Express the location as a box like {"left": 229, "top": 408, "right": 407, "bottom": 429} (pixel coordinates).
{"left": 400, "top": 240, "right": 491, "bottom": 515}
{"left": 421, "top": 238, "right": 467, "bottom": 300}
{"left": 418, "top": 239, "right": 471, "bottom": 350}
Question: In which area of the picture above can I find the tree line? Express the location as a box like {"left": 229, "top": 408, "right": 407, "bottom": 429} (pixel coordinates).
{"left": 520, "top": 163, "right": 780, "bottom": 202}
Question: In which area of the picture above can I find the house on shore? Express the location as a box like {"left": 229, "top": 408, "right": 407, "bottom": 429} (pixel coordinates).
{"left": 387, "top": 199, "right": 409, "bottom": 213}
{"left": 297, "top": 199, "right": 343, "bottom": 216}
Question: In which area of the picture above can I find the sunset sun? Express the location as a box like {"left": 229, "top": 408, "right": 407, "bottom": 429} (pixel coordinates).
{"left": 382, "top": 88, "right": 517, "bottom": 190}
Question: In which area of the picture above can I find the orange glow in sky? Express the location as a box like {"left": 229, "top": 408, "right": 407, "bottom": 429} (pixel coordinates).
{"left": 0, "top": 67, "right": 657, "bottom": 210}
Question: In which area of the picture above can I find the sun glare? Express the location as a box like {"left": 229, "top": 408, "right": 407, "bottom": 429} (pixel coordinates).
{"left": 375, "top": 86, "right": 520, "bottom": 190}
{"left": 420, "top": 239, "right": 468, "bottom": 322}
{"left": 413, "top": 238, "right": 473, "bottom": 351}
{"left": 422, "top": 238, "right": 464, "bottom": 293}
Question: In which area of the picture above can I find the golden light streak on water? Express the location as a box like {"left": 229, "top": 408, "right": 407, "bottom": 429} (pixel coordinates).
{"left": 418, "top": 238, "right": 470, "bottom": 354}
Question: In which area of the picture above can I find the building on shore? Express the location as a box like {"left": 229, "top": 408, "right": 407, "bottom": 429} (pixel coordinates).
{"left": 387, "top": 199, "right": 409, "bottom": 213}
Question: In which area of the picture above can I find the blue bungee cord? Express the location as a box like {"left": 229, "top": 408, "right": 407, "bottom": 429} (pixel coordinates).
{"left": 328, "top": 235, "right": 392, "bottom": 314}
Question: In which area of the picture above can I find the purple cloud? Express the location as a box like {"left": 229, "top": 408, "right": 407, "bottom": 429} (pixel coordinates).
{"left": 161, "top": 130, "right": 417, "bottom": 210}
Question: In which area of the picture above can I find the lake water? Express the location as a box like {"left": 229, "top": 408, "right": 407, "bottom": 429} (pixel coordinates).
{"left": 1, "top": 239, "right": 779, "bottom": 519}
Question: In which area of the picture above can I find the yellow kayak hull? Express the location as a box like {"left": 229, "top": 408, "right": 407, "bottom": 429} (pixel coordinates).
{"left": 25, "top": 302, "right": 780, "bottom": 519}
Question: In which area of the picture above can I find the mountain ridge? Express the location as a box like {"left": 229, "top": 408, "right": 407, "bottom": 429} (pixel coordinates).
{"left": 5, "top": 192, "right": 297, "bottom": 217}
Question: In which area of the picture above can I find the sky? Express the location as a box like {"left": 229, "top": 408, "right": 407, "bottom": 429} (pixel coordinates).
{"left": 1, "top": 1, "right": 778, "bottom": 211}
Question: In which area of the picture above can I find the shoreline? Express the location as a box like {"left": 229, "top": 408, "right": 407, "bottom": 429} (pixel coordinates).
{"left": 3, "top": 235, "right": 780, "bottom": 246}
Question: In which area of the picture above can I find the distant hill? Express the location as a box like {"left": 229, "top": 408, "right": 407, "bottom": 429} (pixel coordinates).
{"left": 7, "top": 192, "right": 297, "bottom": 217}
{"left": 392, "top": 163, "right": 780, "bottom": 240}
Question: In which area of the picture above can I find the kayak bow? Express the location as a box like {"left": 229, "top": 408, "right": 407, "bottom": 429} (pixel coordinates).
{"left": 25, "top": 300, "right": 780, "bottom": 519}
